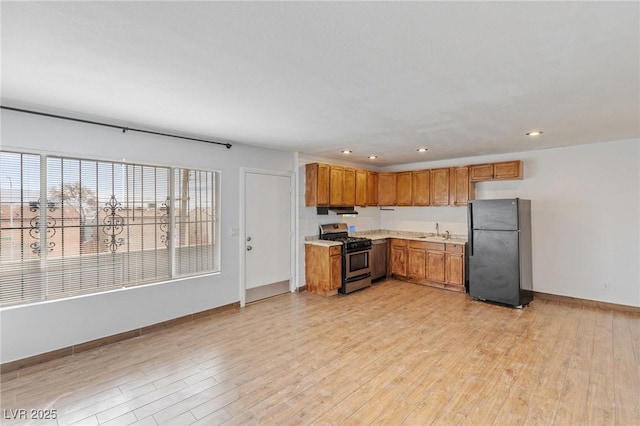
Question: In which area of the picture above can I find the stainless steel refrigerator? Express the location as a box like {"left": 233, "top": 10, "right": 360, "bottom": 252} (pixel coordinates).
{"left": 468, "top": 198, "right": 533, "bottom": 307}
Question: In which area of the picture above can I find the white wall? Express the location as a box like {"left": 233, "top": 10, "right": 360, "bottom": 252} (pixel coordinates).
{"left": 379, "top": 139, "right": 640, "bottom": 307}
{"left": 0, "top": 109, "right": 295, "bottom": 362}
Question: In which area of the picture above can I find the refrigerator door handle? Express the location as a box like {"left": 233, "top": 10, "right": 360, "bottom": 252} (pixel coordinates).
{"left": 468, "top": 203, "right": 473, "bottom": 256}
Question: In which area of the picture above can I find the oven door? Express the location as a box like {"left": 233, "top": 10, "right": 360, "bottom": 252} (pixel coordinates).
{"left": 344, "top": 248, "right": 372, "bottom": 281}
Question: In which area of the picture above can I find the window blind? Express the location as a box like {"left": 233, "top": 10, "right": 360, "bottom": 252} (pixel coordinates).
{"left": 0, "top": 152, "right": 43, "bottom": 305}
{"left": 0, "top": 151, "right": 218, "bottom": 306}
{"left": 174, "top": 168, "right": 216, "bottom": 277}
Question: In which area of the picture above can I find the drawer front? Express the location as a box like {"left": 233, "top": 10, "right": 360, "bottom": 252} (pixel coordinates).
{"left": 408, "top": 241, "right": 429, "bottom": 250}
{"left": 445, "top": 244, "right": 463, "bottom": 253}
{"left": 424, "top": 242, "right": 445, "bottom": 251}
{"left": 391, "top": 239, "right": 408, "bottom": 248}
{"left": 329, "top": 246, "right": 343, "bottom": 256}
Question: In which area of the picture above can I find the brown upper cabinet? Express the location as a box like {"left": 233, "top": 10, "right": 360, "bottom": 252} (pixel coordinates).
{"left": 430, "top": 168, "right": 451, "bottom": 206}
{"left": 355, "top": 169, "right": 367, "bottom": 206}
{"left": 378, "top": 172, "right": 397, "bottom": 206}
{"left": 412, "top": 170, "right": 430, "bottom": 206}
{"left": 305, "top": 163, "right": 330, "bottom": 206}
{"left": 342, "top": 167, "right": 356, "bottom": 206}
{"left": 306, "top": 159, "right": 521, "bottom": 208}
{"left": 470, "top": 160, "right": 523, "bottom": 182}
{"left": 305, "top": 163, "right": 375, "bottom": 207}
{"left": 469, "top": 163, "right": 493, "bottom": 181}
{"left": 450, "top": 166, "right": 474, "bottom": 206}
{"left": 396, "top": 172, "right": 413, "bottom": 206}
{"left": 494, "top": 161, "right": 523, "bottom": 180}
{"left": 366, "top": 171, "right": 378, "bottom": 206}
{"left": 329, "top": 165, "right": 345, "bottom": 206}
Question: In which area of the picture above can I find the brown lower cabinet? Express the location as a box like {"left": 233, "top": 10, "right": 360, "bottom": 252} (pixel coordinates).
{"left": 392, "top": 239, "right": 466, "bottom": 293}
{"left": 305, "top": 244, "right": 342, "bottom": 296}
{"left": 305, "top": 239, "right": 466, "bottom": 297}
{"left": 390, "top": 239, "right": 408, "bottom": 277}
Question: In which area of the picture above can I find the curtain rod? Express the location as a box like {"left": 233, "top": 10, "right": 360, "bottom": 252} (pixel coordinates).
{"left": 0, "top": 105, "right": 232, "bottom": 149}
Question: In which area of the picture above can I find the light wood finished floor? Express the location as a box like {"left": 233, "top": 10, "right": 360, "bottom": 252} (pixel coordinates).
{"left": 1, "top": 280, "right": 639, "bottom": 425}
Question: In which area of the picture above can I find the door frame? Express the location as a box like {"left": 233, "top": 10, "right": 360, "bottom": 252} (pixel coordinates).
{"left": 239, "top": 168, "right": 295, "bottom": 307}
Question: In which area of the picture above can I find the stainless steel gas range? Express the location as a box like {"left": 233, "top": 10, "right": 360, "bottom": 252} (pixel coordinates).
{"left": 319, "top": 223, "right": 372, "bottom": 294}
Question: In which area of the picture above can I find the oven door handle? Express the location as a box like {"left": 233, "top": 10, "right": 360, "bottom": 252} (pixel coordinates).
{"left": 344, "top": 247, "right": 372, "bottom": 254}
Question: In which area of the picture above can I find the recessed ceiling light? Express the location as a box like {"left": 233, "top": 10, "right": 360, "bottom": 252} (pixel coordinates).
{"left": 341, "top": 150, "right": 352, "bottom": 154}
{"left": 526, "top": 131, "right": 543, "bottom": 136}
{"left": 416, "top": 148, "right": 428, "bottom": 152}
{"left": 368, "top": 155, "right": 378, "bottom": 160}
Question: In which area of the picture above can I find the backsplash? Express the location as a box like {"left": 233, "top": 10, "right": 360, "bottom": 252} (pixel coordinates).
{"left": 299, "top": 205, "right": 380, "bottom": 240}
{"left": 379, "top": 206, "right": 469, "bottom": 237}
{"left": 352, "top": 229, "right": 468, "bottom": 240}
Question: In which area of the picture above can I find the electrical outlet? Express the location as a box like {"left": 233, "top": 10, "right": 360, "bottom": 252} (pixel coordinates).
{"left": 603, "top": 282, "right": 611, "bottom": 289}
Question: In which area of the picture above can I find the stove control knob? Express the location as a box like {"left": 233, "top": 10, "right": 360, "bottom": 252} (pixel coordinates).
{"left": 247, "top": 237, "right": 252, "bottom": 241}
{"left": 247, "top": 245, "right": 253, "bottom": 251}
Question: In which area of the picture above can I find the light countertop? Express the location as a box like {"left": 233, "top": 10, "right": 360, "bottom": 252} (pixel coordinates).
{"left": 304, "top": 230, "right": 468, "bottom": 246}
{"left": 304, "top": 239, "right": 343, "bottom": 248}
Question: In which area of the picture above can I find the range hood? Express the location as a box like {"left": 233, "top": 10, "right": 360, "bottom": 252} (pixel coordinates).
{"left": 316, "top": 206, "right": 358, "bottom": 215}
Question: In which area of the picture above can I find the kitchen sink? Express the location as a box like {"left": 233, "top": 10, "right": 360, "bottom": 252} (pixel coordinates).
{"left": 415, "top": 234, "right": 464, "bottom": 243}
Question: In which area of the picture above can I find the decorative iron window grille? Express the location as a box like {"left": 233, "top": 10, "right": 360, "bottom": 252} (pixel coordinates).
{"left": 103, "top": 195, "right": 125, "bottom": 253}
{"left": 28, "top": 199, "right": 57, "bottom": 255}
{"left": 0, "top": 151, "right": 218, "bottom": 306}
{"left": 160, "top": 197, "right": 171, "bottom": 248}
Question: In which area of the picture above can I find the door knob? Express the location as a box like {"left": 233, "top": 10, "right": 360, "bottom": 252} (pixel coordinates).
{"left": 247, "top": 245, "right": 253, "bottom": 251}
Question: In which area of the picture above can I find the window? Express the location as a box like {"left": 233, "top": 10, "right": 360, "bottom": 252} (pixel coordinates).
{"left": 0, "top": 151, "right": 219, "bottom": 306}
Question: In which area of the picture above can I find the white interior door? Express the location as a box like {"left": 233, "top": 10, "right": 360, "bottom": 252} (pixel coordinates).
{"left": 244, "top": 171, "right": 292, "bottom": 303}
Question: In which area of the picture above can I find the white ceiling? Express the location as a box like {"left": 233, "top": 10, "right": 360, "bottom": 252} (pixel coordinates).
{"left": 2, "top": 1, "right": 639, "bottom": 166}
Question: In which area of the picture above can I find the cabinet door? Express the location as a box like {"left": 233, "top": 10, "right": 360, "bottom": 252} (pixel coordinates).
{"left": 493, "top": 160, "right": 522, "bottom": 180}
{"left": 450, "top": 166, "right": 472, "bottom": 206}
{"left": 430, "top": 168, "right": 450, "bottom": 206}
{"left": 408, "top": 247, "right": 426, "bottom": 280}
{"left": 305, "top": 163, "right": 330, "bottom": 206}
{"left": 426, "top": 250, "right": 445, "bottom": 282}
{"left": 330, "top": 254, "right": 342, "bottom": 290}
{"left": 372, "top": 240, "right": 388, "bottom": 280}
{"left": 396, "top": 171, "right": 413, "bottom": 206}
{"left": 366, "top": 171, "right": 378, "bottom": 206}
{"left": 469, "top": 164, "right": 494, "bottom": 182}
{"left": 445, "top": 252, "right": 464, "bottom": 286}
{"left": 412, "top": 170, "right": 430, "bottom": 206}
{"left": 329, "top": 166, "right": 344, "bottom": 206}
{"left": 390, "top": 240, "right": 407, "bottom": 277}
{"left": 355, "top": 169, "right": 367, "bottom": 206}
{"left": 305, "top": 244, "right": 336, "bottom": 295}
{"left": 378, "top": 173, "right": 397, "bottom": 206}
{"left": 317, "top": 164, "right": 330, "bottom": 206}
{"left": 343, "top": 167, "right": 356, "bottom": 206}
